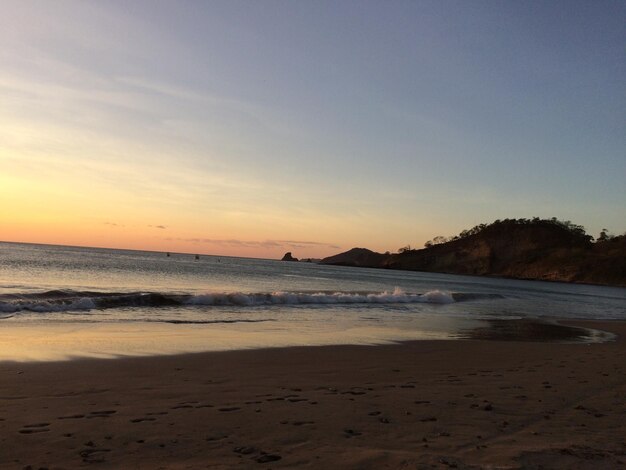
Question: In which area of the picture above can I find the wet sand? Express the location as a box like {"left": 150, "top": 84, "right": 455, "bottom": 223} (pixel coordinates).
{"left": 1, "top": 320, "right": 625, "bottom": 469}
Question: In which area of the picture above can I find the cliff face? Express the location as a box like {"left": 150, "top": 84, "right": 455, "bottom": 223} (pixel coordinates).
{"left": 575, "top": 235, "right": 626, "bottom": 286}
{"left": 320, "top": 220, "right": 626, "bottom": 287}
{"left": 387, "top": 223, "right": 592, "bottom": 280}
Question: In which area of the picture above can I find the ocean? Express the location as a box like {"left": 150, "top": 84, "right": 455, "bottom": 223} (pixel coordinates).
{"left": 1, "top": 241, "right": 625, "bottom": 361}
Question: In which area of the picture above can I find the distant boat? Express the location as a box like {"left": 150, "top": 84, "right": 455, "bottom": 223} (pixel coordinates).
{"left": 195, "top": 254, "right": 200, "bottom": 260}
{"left": 166, "top": 252, "right": 170, "bottom": 257}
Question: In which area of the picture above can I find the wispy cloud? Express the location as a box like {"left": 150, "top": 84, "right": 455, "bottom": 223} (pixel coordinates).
{"left": 116, "top": 76, "right": 265, "bottom": 121}
{"left": 167, "top": 237, "right": 340, "bottom": 250}
{"left": 149, "top": 225, "right": 167, "bottom": 230}
{"left": 104, "top": 221, "right": 124, "bottom": 227}
{"left": 276, "top": 239, "right": 341, "bottom": 249}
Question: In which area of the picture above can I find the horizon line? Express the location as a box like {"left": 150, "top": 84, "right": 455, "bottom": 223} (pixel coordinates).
{"left": 0, "top": 239, "right": 290, "bottom": 262}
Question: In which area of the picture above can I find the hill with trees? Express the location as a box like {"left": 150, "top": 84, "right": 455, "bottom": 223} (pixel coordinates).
{"left": 320, "top": 218, "right": 626, "bottom": 287}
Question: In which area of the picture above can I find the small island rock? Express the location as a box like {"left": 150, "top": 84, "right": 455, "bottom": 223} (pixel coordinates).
{"left": 281, "top": 252, "right": 299, "bottom": 262}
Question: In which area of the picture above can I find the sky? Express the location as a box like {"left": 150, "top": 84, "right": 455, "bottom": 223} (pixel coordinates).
{"left": 1, "top": 0, "right": 624, "bottom": 259}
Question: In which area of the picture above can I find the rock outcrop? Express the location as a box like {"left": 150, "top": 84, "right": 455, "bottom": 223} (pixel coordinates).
{"left": 320, "top": 248, "right": 389, "bottom": 268}
{"left": 281, "top": 252, "right": 299, "bottom": 262}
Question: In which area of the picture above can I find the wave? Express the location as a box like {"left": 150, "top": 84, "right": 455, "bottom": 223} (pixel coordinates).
{"left": 183, "top": 288, "right": 456, "bottom": 307}
{"left": 157, "top": 319, "right": 275, "bottom": 325}
{"left": 0, "top": 288, "right": 499, "bottom": 314}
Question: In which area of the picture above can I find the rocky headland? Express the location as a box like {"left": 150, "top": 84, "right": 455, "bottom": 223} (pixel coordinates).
{"left": 321, "top": 218, "right": 626, "bottom": 287}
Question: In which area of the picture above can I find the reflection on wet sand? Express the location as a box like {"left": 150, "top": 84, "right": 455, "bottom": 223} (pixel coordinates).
{"left": 460, "top": 318, "right": 615, "bottom": 343}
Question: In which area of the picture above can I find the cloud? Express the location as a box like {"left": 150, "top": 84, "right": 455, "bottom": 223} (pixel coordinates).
{"left": 104, "top": 221, "right": 124, "bottom": 227}
{"left": 275, "top": 239, "right": 341, "bottom": 249}
{"left": 149, "top": 225, "right": 167, "bottom": 229}
{"left": 167, "top": 238, "right": 340, "bottom": 250}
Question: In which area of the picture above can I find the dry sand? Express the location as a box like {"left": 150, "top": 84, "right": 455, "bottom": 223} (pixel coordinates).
{"left": 1, "top": 320, "right": 625, "bottom": 469}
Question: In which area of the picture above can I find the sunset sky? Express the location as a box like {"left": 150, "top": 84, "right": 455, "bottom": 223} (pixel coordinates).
{"left": 1, "top": 1, "right": 624, "bottom": 259}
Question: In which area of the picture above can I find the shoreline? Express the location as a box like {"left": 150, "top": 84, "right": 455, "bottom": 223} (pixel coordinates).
{"left": 1, "top": 320, "right": 625, "bottom": 468}
{"left": 0, "top": 317, "right": 617, "bottom": 364}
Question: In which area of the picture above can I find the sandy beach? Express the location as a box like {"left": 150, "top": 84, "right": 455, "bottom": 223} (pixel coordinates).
{"left": 1, "top": 320, "right": 625, "bottom": 469}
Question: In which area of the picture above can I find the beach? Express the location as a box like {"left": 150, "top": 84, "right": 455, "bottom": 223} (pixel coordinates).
{"left": 2, "top": 320, "right": 625, "bottom": 469}
{"left": 4, "top": 2, "right": 625, "bottom": 468}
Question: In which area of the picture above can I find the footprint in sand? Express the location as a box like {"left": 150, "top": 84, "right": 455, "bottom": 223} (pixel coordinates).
{"left": 19, "top": 423, "right": 50, "bottom": 434}
{"left": 218, "top": 407, "right": 241, "bottom": 412}
{"left": 130, "top": 417, "right": 156, "bottom": 423}
{"left": 80, "top": 448, "right": 111, "bottom": 463}
{"left": 256, "top": 454, "right": 282, "bottom": 463}
{"left": 233, "top": 447, "right": 282, "bottom": 464}
{"left": 234, "top": 446, "right": 258, "bottom": 455}
{"left": 87, "top": 410, "right": 116, "bottom": 418}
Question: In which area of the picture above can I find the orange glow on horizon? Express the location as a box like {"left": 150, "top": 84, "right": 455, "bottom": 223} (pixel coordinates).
{"left": 1, "top": 153, "right": 429, "bottom": 258}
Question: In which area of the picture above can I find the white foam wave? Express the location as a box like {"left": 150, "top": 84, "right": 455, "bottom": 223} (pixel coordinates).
{"left": 184, "top": 288, "right": 455, "bottom": 307}
{"left": 0, "top": 288, "right": 455, "bottom": 314}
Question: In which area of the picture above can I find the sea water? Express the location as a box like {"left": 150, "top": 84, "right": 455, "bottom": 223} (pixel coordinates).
{"left": 1, "top": 241, "right": 624, "bottom": 361}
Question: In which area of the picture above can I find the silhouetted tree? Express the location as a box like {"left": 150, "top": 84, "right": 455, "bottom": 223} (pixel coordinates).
{"left": 598, "top": 229, "right": 612, "bottom": 242}
{"left": 423, "top": 217, "right": 593, "bottom": 248}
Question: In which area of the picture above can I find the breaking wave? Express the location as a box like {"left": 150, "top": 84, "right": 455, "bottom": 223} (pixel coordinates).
{"left": 0, "top": 288, "right": 500, "bottom": 315}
